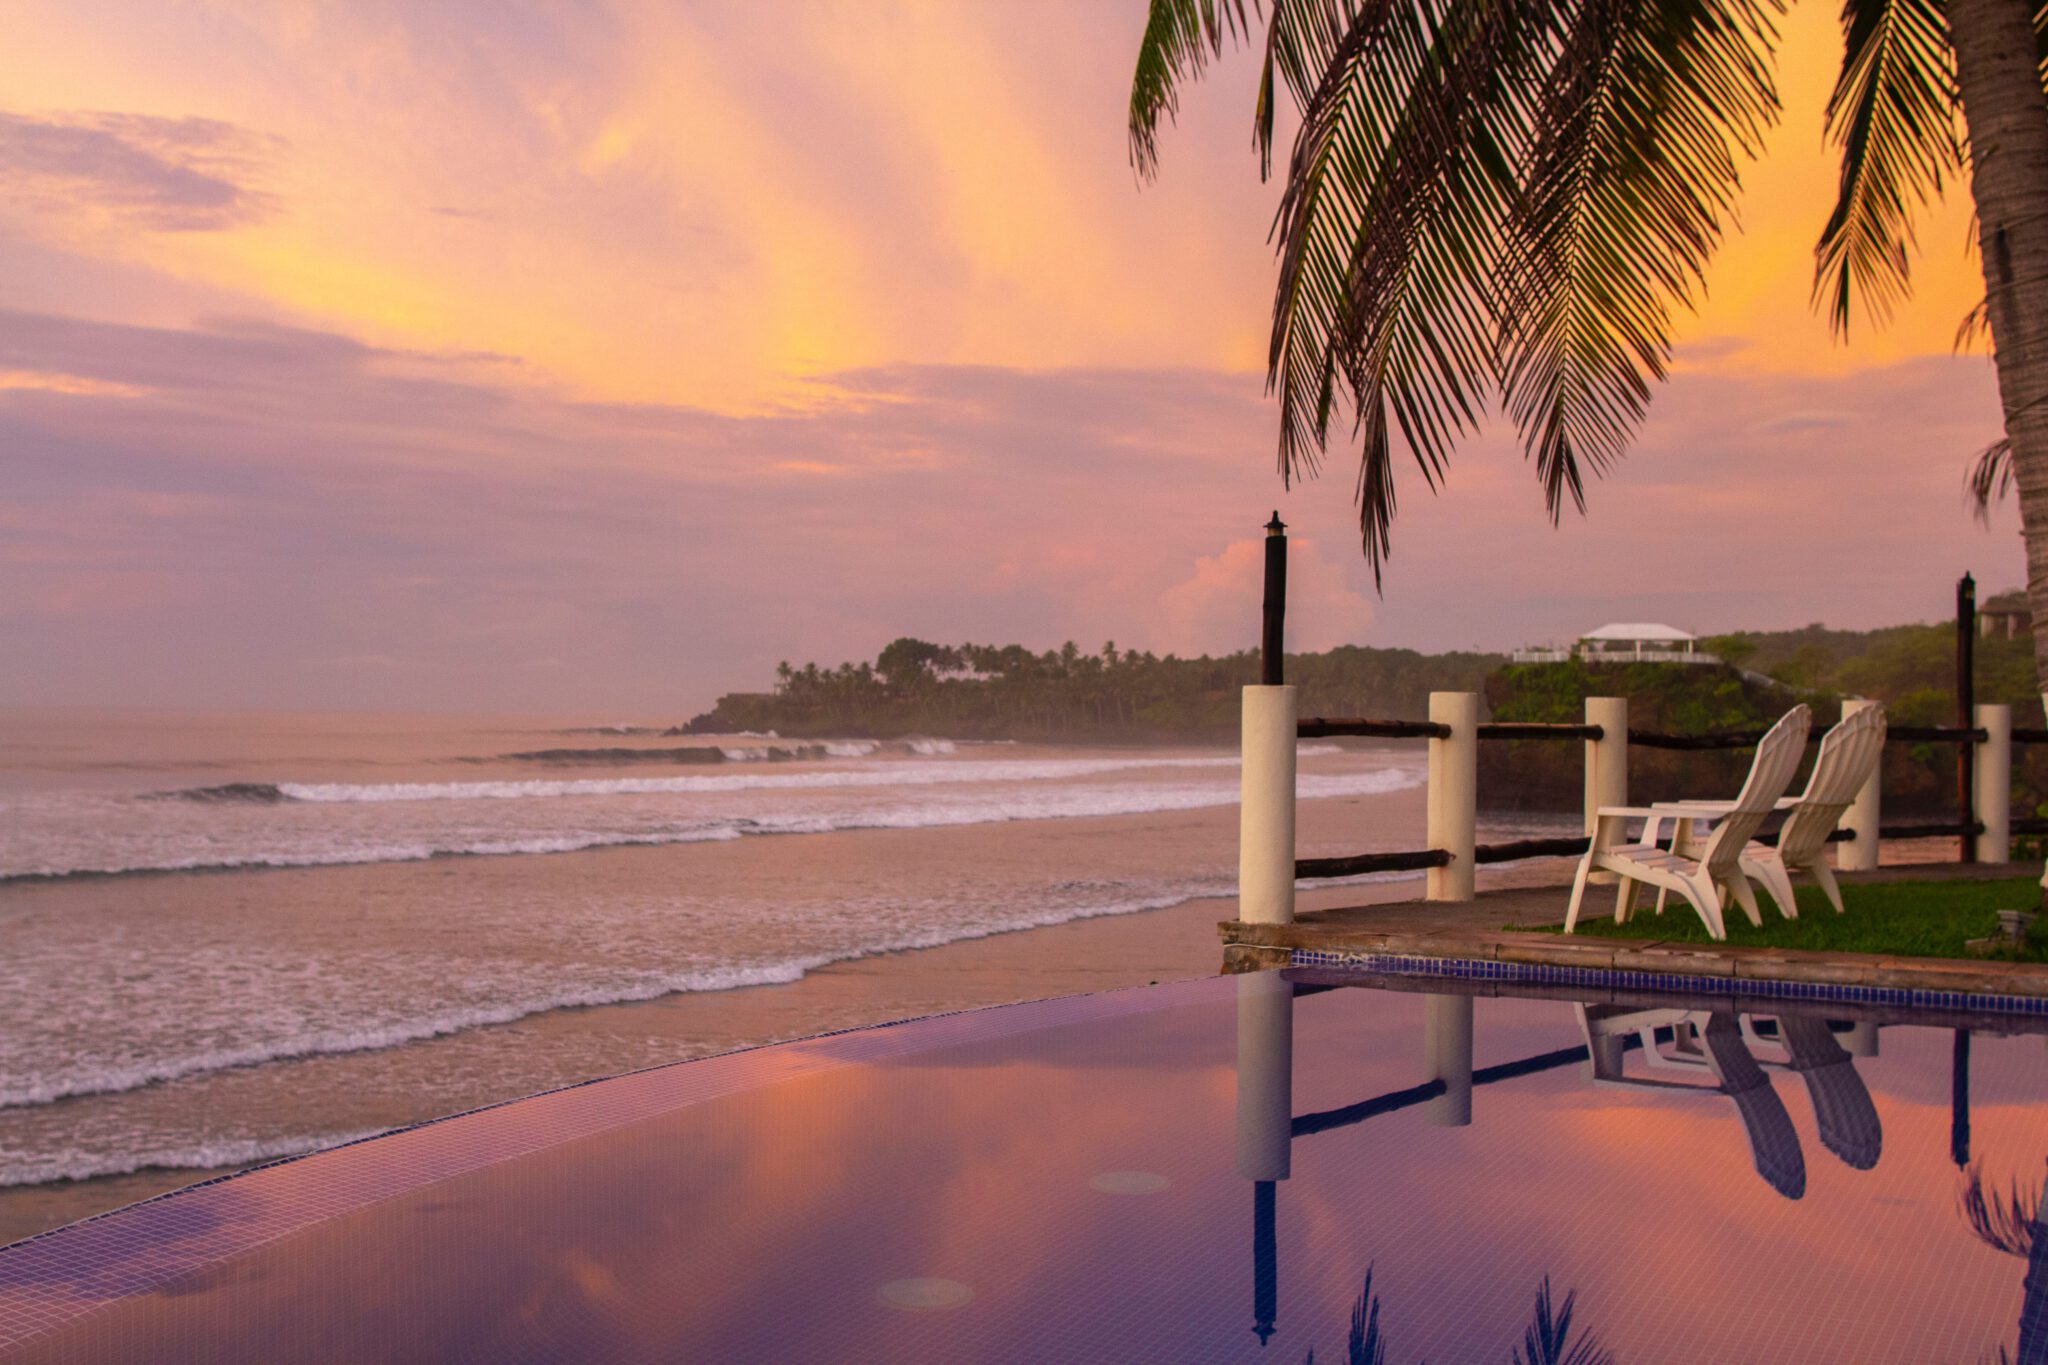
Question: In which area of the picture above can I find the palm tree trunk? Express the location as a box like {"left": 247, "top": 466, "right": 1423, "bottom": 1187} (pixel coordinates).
{"left": 1948, "top": 0, "right": 2048, "bottom": 902}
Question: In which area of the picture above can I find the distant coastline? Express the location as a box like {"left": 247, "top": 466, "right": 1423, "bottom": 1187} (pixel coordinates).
{"left": 685, "top": 625, "right": 2048, "bottom": 816}
{"left": 682, "top": 637, "right": 1501, "bottom": 743}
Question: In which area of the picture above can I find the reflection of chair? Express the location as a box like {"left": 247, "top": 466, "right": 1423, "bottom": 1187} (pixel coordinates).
{"left": 1577, "top": 1004, "right": 1806, "bottom": 1199}
{"left": 1778, "top": 1015, "right": 1882, "bottom": 1170}
{"left": 1565, "top": 706, "right": 1812, "bottom": 940}
{"left": 1653, "top": 704, "right": 1886, "bottom": 918}
{"left": 1701, "top": 1015, "right": 1807, "bottom": 1199}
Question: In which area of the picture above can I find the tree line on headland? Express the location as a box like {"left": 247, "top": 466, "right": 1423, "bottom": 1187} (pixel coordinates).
{"left": 1479, "top": 624, "right": 2045, "bottom": 815}
{"left": 684, "top": 621, "right": 2048, "bottom": 817}
{"left": 687, "top": 638, "right": 1501, "bottom": 741}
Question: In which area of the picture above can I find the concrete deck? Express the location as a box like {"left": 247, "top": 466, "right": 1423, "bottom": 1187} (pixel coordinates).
{"left": 1219, "top": 861, "right": 2048, "bottom": 998}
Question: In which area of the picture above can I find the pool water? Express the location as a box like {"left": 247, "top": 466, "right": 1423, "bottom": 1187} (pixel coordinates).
{"left": 0, "top": 969, "right": 2043, "bottom": 1362}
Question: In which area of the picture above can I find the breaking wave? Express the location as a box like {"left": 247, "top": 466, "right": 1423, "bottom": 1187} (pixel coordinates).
{"left": 473, "top": 737, "right": 957, "bottom": 766}
{"left": 492, "top": 746, "right": 731, "bottom": 766}
{"left": 146, "top": 782, "right": 292, "bottom": 804}
{"left": 0, "top": 1129, "right": 393, "bottom": 1188}
{"left": 0, "top": 874, "right": 1255, "bottom": 1115}
{"left": 4, "top": 760, "right": 1415, "bottom": 883}
{"left": 151, "top": 749, "right": 1343, "bottom": 805}
{"left": 0, "top": 958, "right": 814, "bottom": 1111}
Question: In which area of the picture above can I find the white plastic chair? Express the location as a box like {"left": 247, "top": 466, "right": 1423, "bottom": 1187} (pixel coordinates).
{"left": 1652, "top": 704, "right": 1886, "bottom": 919}
{"left": 1564, "top": 705, "right": 1812, "bottom": 940}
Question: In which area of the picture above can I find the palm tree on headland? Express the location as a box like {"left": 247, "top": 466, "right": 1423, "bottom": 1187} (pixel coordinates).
{"left": 1126, "top": 0, "right": 2048, "bottom": 792}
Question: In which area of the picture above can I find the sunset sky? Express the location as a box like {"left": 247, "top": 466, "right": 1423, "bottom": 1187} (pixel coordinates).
{"left": 0, "top": 0, "right": 2017, "bottom": 714}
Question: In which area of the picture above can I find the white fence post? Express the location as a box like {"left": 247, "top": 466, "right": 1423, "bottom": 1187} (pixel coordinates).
{"left": 1584, "top": 698, "right": 1628, "bottom": 881}
{"left": 1976, "top": 702, "right": 2012, "bottom": 864}
{"left": 1240, "top": 685, "right": 1298, "bottom": 925}
{"left": 1427, "top": 691, "right": 1478, "bottom": 902}
{"left": 1839, "top": 697, "right": 1883, "bottom": 872}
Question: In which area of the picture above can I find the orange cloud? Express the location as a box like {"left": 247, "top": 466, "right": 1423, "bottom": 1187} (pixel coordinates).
{"left": 0, "top": 0, "right": 1992, "bottom": 425}
{"left": 1672, "top": 1, "right": 1985, "bottom": 372}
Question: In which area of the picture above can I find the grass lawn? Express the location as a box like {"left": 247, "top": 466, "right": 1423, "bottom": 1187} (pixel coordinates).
{"left": 1514, "top": 876, "right": 2048, "bottom": 962}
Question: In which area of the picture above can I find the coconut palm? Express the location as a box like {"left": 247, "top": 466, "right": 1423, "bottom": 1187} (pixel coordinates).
{"left": 1126, "top": 0, "right": 2048, "bottom": 628}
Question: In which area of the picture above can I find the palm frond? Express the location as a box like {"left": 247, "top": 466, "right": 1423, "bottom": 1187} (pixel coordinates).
{"left": 1968, "top": 437, "right": 2016, "bottom": 521}
{"left": 1128, "top": 0, "right": 1791, "bottom": 581}
{"left": 1513, "top": 1276, "right": 1616, "bottom": 1365}
{"left": 1499, "top": 0, "right": 1783, "bottom": 519}
{"left": 1259, "top": 1, "right": 1373, "bottom": 175}
{"left": 1813, "top": 0, "right": 1960, "bottom": 336}
{"left": 1130, "top": 0, "right": 1262, "bottom": 177}
{"left": 1961, "top": 1163, "right": 2040, "bottom": 1256}
{"left": 1268, "top": 0, "right": 1552, "bottom": 578}
{"left": 2038, "top": 0, "right": 2048, "bottom": 91}
{"left": 1346, "top": 1264, "right": 1388, "bottom": 1365}
{"left": 1957, "top": 293, "right": 1994, "bottom": 352}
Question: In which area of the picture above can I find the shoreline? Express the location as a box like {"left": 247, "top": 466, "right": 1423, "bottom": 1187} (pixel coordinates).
{"left": 2, "top": 802, "right": 1961, "bottom": 1245}
{"left": 0, "top": 840, "right": 1575, "bottom": 1246}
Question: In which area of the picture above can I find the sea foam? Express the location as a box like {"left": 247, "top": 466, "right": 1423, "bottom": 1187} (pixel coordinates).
{"left": 0, "top": 869, "right": 1257, "bottom": 1117}
{"left": 201, "top": 748, "right": 1345, "bottom": 804}
{"left": 0, "top": 958, "right": 813, "bottom": 1110}
{"left": 7, "top": 760, "right": 1417, "bottom": 883}
{"left": 0, "top": 1129, "right": 393, "bottom": 1188}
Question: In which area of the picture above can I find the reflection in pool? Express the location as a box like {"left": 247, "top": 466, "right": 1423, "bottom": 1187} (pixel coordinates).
{"left": 0, "top": 968, "right": 2043, "bottom": 1361}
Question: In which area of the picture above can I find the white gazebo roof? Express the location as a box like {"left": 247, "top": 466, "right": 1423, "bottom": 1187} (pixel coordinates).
{"left": 1580, "top": 622, "right": 1696, "bottom": 643}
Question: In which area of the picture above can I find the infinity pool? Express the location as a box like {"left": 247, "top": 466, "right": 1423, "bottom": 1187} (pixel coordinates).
{"left": 1, "top": 969, "right": 2043, "bottom": 1362}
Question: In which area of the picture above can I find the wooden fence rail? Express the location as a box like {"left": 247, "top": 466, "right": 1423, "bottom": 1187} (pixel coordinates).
{"left": 1268, "top": 698, "right": 2028, "bottom": 899}
{"left": 1243, "top": 530, "right": 2024, "bottom": 924}
{"left": 1298, "top": 718, "right": 2033, "bottom": 749}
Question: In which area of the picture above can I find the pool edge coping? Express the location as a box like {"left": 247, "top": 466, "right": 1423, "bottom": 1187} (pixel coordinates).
{"left": 1221, "top": 918, "right": 2048, "bottom": 1010}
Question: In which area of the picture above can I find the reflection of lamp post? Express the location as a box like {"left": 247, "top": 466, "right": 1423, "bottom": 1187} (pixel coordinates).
{"left": 1422, "top": 995, "right": 1474, "bottom": 1127}
{"left": 1954, "top": 1030, "right": 1973, "bottom": 1169}
{"left": 1252, "top": 1180, "right": 1278, "bottom": 1347}
{"left": 1237, "top": 972, "right": 1293, "bottom": 1346}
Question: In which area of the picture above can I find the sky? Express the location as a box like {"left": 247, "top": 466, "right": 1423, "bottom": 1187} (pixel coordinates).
{"left": 0, "top": 0, "right": 2019, "bottom": 716}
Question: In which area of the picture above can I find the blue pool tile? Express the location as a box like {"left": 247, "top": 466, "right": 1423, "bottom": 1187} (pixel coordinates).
{"left": 1296, "top": 949, "right": 2046, "bottom": 1016}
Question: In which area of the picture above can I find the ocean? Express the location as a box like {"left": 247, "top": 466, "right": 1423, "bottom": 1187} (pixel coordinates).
{"left": 0, "top": 707, "right": 1569, "bottom": 1212}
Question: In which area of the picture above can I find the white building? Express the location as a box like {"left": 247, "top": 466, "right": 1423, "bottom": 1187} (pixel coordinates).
{"left": 1512, "top": 623, "right": 1719, "bottom": 666}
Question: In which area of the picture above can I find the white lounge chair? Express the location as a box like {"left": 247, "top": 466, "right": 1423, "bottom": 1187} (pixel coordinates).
{"left": 1564, "top": 705, "right": 1812, "bottom": 940}
{"left": 1652, "top": 703, "right": 1887, "bottom": 919}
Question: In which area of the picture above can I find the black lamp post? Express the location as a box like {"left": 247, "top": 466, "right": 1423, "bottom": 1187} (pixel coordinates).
{"left": 1261, "top": 513, "right": 1288, "bottom": 686}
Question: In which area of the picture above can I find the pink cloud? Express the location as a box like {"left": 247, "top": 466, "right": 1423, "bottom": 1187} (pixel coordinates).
{"left": 0, "top": 111, "right": 280, "bottom": 231}
{"left": 1158, "top": 537, "right": 1374, "bottom": 657}
{"left": 0, "top": 307, "right": 2017, "bottom": 714}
